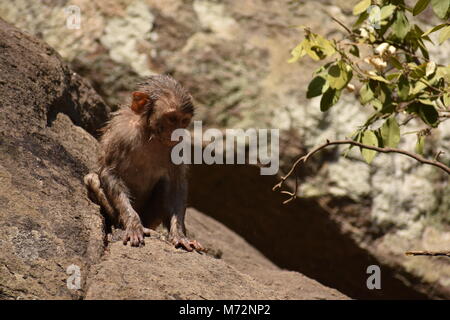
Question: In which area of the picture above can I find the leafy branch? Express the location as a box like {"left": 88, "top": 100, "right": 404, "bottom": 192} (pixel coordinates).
{"left": 287, "top": 0, "right": 449, "bottom": 161}
{"left": 281, "top": 0, "right": 449, "bottom": 190}
{"left": 278, "top": 0, "right": 450, "bottom": 257}
{"left": 273, "top": 139, "right": 450, "bottom": 204}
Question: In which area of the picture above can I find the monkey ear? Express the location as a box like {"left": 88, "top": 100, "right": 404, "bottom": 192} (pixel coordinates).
{"left": 131, "top": 91, "right": 151, "bottom": 113}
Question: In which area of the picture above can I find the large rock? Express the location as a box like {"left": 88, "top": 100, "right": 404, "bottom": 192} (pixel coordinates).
{"left": 86, "top": 209, "right": 347, "bottom": 300}
{"left": 0, "top": 18, "right": 109, "bottom": 299}
{"left": 0, "top": 19, "right": 347, "bottom": 300}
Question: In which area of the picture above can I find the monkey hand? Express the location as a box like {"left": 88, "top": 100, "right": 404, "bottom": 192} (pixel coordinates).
{"left": 169, "top": 234, "right": 205, "bottom": 253}
{"left": 122, "top": 219, "right": 152, "bottom": 247}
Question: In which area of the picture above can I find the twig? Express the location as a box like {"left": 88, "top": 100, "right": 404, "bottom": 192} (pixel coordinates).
{"left": 434, "top": 150, "right": 444, "bottom": 161}
{"left": 405, "top": 251, "right": 450, "bottom": 257}
{"left": 400, "top": 115, "right": 415, "bottom": 126}
{"left": 329, "top": 16, "right": 353, "bottom": 35}
{"left": 273, "top": 139, "right": 450, "bottom": 204}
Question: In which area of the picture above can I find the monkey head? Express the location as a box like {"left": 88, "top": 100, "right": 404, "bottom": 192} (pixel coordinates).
{"left": 130, "top": 75, "right": 194, "bottom": 147}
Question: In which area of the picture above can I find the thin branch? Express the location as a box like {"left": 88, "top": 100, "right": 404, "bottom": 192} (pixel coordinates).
{"left": 330, "top": 16, "right": 353, "bottom": 35}
{"left": 434, "top": 150, "right": 444, "bottom": 162}
{"left": 273, "top": 139, "right": 450, "bottom": 203}
{"left": 400, "top": 115, "right": 416, "bottom": 126}
{"left": 405, "top": 251, "right": 450, "bottom": 257}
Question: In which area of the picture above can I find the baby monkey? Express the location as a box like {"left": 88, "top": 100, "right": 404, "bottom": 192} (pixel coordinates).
{"left": 84, "top": 75, "right": 203, "bottom": 252}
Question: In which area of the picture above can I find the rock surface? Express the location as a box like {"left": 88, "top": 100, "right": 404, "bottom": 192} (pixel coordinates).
{"left": 0, "top": 18, "right": 108, "bottom": 299}
{"left": 86, "top": 209, "right": 347, "bottom": 300}
{"left": 0, "top": 19, "right": 347, "bottom": 300}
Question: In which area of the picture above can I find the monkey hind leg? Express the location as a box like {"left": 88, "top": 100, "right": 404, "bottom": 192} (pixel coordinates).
{"left": 84, "top": 172, "right": 117, "bottom": 224}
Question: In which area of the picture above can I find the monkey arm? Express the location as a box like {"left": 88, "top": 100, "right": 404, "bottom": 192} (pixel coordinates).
{"left": 165, "top": 165, "right": 204, "bottom": 252}
{"left": 99, "top": 168, "right": 137, "bottom": 226}
{"left": 99, "top": 168, "right": 148, "bottom": 246}
{"left": 167, "top": 174, "right": 188, "bottom": 237}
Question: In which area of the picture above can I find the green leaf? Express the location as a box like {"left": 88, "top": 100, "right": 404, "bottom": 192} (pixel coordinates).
{"left": 431, "top": 0, "right": 450, "bottom": 19}
{"left": 353, "top": 11, "right": 369, "bottom": 28}
{"left": 419, "top": 98, "right": 434, "bottom": 105}
{"left": 307, "top": 76, "right": 328, "bottom": 98}
{"left": 415, "top": 103, "right": 439, "bottom": 127}
{"left": 320, "top": 88, "right": 341, "bottom": 112}
{"left": 314, "top": 62, "right": 333, "bottom": 75}
{"left": 389, "top": 56, "right": 404, "bottom": 70}
{"left": 413, "top": 0, "right": 431, "bottom": 16}
{"left": 367, "top": 73, "right": 390, "bottom": 83}
{"left": 426, "top": 61, "right": 437, "bottom": 76}
{"left": 313, "top": 34, "right": 336, "bottom": 57}
{"left": 436, "top": 65, "right": 450, "bottom": 82}
{"left": 392, "top": 10, "right": 410, "bottom": 40}
{"left": 410, "top": 63, "right": 427, "bottom": 79}
{"left": 439, "top": 26, "right": 450, "bottom": 44}
{"left": 386, "top": 72, "right": 401, "bottom": 81}
{"left": 442, "top": 92, "right": 450, "bottom": 107}
{"left": 300, "top": 34, "right": 336, "bottom": 61}
{"left": 415, "top": 135, "right": 425, "bottom": 155}
{"left": 398, "top": 75, "right": 410, "bottom": 100}
{"left": 371, "top": 98, "right": 383, "bottom": 110}
{"left": 381, "top": 117, "right": 400, "bottom": 148}
{"left": 380, "top": 4, "right": 397, "bottom": 19}
{"left": 417, "top": 38, "right": 430, "bottom": 60}
{"left": 422, "top": 23, "right": 448, "bottom": 37}
{"left": 414, "top": 24, "right": 433, "bottom": 42}
{"left": 349, "top": 45, "right": 360, "bottom": 57}
{"left": 360, "top": 130, "right": 378, "bottom": 164}
{"left": 353, "top": 0, "right": 371, "bottom": 15}
{"left": 359, "top": 82, "right": 375, "bottom": 104}
{"left": 288, "top": 40, "right": 306, "bottom": 63}
{"left": 327, "top": 61, "right": 352, "bottom": 90}
{"left": 427, "top": 71, "right": 443, "bottom": 86}
{"left": 410, "top": 80, "right": 428, "bottom": 95}
{"left": 380, "top": 103, "right": 395, "bottom": 114}
{"left": 378, "top": 82, "right": 393, "bottom": 107}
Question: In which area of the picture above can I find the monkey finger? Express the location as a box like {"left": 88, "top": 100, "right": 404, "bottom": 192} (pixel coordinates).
{"left": 128, "top": 233, "right": 135, "bottom": 246}
{"left": 179, "top": 239, "right": 194, "bottom": 252}
{"left": 132, "top": 235, "right": 140, "bottom": 247}
{"left": 190, "top": 240, "right": 205, "bottom": 252}
{"left": 138, "top": 234, "right": 145, "bottom": 246}
{"left": 122, "top": 234, "right": 130, "bottom": 245}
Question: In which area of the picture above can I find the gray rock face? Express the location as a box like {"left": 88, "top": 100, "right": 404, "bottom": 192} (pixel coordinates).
{"left": 0, "top": 19, "right": 347, "bottom": 300}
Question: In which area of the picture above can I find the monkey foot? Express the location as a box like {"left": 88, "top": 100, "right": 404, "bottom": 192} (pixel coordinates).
{"left": 122, "top": 226, "right": 152, "bottom": 247}
{"left": 170, "top": 236, "right": 205, "bottom": 252}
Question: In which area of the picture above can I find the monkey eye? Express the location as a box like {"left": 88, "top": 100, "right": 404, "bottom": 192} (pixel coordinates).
{"left": 181, "top": 117, "right": 191, "bottom": 127}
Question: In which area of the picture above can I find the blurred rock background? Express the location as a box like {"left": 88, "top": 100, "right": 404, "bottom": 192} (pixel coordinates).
{"left": 1, "top": 0, "right": 448, "bottom": 298}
